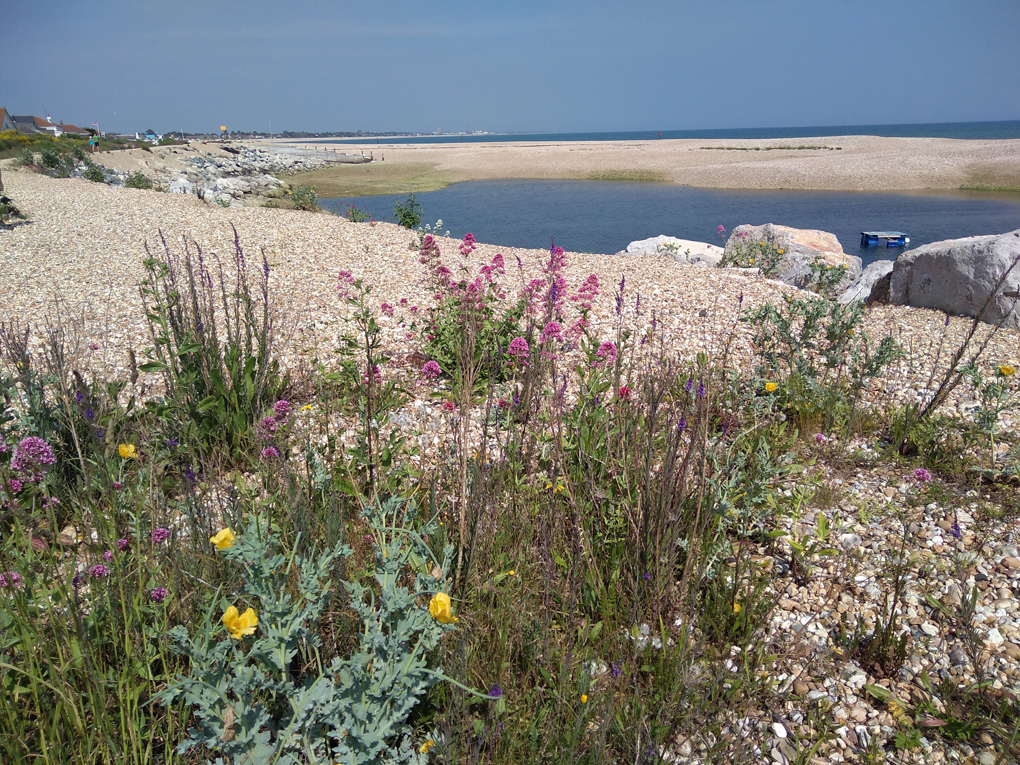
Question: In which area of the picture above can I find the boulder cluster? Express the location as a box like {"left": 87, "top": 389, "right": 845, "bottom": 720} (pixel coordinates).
{"left": 621, "top": 225, "right": 1020, "bottom": 328}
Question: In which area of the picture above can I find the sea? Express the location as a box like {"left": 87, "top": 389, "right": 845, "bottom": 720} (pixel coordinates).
{"left": 310, "top": 120, "right": 1020, "bottom": 145}
{"left": 315, "top": 121, "right": 1020, "bottom": 266}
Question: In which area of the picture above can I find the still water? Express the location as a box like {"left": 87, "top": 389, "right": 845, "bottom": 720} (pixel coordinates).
{"left": 321, "top": 180, "right": 1020, "bottom": 268}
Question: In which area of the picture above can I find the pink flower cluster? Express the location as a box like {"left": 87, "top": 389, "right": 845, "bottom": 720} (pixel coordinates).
{"left": 337, "top": 270, "right": 356, "bottom": 298}
{"left": 422, "top": 360, "right": 442, "bottom": 379}
{"left": 507, "top": 336, "right": 530, "bottom": 362}
{"left": 10, "top": 437, "right": 56, "bottom": 483}
{"left": 595, "top": 341, "right": 618, "bottom": 368}
{"left": 459, "top": 232, "right": 477, "bottom": 256}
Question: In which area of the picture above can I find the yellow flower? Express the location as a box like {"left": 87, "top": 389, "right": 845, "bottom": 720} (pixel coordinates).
{"left": 429, "top": 592, "right": 458, "bottom": 624}
{"left": 733, "top": 602, "right": 742, "bottom": 614}
{"left": 118, "top": 443, "right": 137, "bottom": 459}
{"left": 222, "top": 605, "right": 258, "bottom": 639}
{"left": 999, "top": 364, "right": 1015, "bottom": 377}
{"left": 300, "top": 404, "right": 314, "bottom": 411}
{"left": 581, "top": 694, "right": 588, "bottom": 704}
{"left": 420, "top": 740, "right": 435, "bottom": 754}
{"left": 210, "top": 528, "right": 236, "bottom": 549}
{"left": 507, "top": 570, "right": 515, "bottom": 576}
{"left": 765, "top": 382, "right": 778, "bottom": 393}
{"left": 778, "top": 249, "right": 785, "bottom": 255}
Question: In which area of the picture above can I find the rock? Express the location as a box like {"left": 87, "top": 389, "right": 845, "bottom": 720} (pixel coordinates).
{"left": 771, "top": 721, "right": 788, "bottom": 739}
{"left": 949, "top": 647, "right": 968, "bottom": 665}
{"left": 617, "top": 235, "right": 724, "bottom": 267}
{"left": 839, "top": 259, "right": 895, "bottom": 304}
{"left": 868, "top": 229, "right": 1020, "bottom": 328}
{"left": 921, "top": 622, "right": 939, "bottom": 636}
{"left": 1001, "top": 642, "right": 1020, "bottom": 660}
{"left": 1003, "top": 557, "right": 1020, "bottom": 569}
{"left": 166, "top": 178, "right": 194, "bottom": 194}
{"left": 793, "top": 679, "right": 811, "bottom": 696}
{"left": 724, "top": 223, "right": 862, "bottom": 290}
{"left": 57, "top": 525, "right": 78, "bottom": 547}
{"left": 987, "top": 627, "right": 1005, "bottom": 647}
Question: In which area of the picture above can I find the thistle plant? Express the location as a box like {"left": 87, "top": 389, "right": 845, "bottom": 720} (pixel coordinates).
{"left": 158, "top": 499, "right": 465, "bottom": 764}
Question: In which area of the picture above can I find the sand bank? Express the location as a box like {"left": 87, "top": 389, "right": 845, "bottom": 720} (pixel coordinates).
{"left": 265, "top": 135, "right": 1020, "bottom": 197}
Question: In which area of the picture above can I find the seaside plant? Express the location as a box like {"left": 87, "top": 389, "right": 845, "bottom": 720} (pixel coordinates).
{"left": 743, "top": 295, "right": 902, "bottom": 434}
{"left": 290, "top": 185, "right": 320, "bottom": 212}
{"left": 124, "top": 170, "right": 153, "bottom": 190}
{"left": 394, "top": 193, "right": 423, "bottom": 229}
{"left": 719, "top": 230, "right": 785, "bottom": 276}
{"left": 138, "top": 227, "right": 287, "bottom": 460}
{"left": 158, "top": 502, "right": 466, "bottom": 764}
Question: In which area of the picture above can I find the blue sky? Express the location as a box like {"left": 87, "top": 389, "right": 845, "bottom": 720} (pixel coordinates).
{"left": 3, "top": 0, "right": 1019, "bottom": 135}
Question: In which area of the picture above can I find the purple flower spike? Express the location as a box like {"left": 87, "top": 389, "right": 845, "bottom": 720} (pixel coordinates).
{"left": 150, "top": 586, "right": 167, "bottom": 603}
{"left": 489, "top": 683, "right": 503, "bottom": 698}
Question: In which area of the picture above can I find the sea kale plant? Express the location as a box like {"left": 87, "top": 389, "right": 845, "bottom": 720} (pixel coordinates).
{"left": 157, "top": 501, "right": 463, "bottom": 764}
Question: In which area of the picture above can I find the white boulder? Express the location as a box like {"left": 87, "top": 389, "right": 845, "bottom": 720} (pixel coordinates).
{"left": 868, "top": 229, "right": 1020, "bottom": 328}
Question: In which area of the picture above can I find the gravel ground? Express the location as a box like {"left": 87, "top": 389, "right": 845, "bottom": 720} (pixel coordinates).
{"left": 5, "top": 170, "right": 1020, "bottom": 763}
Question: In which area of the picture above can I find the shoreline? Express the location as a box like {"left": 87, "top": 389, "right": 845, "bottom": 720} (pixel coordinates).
{"left": 263, "top": 134, "right": 1020, "bottom": 197}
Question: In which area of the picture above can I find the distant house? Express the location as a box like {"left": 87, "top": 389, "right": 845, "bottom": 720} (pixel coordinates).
{"left": 12, "top": 115, "right": 91, "bottom": 137}
{"left": 0, "top": 108, "right": 15, "bottom": 133}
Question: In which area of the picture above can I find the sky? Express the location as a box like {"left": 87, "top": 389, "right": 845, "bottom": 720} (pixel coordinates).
{"left": 3, "top": 0, "right": 1019, "bottom": 136}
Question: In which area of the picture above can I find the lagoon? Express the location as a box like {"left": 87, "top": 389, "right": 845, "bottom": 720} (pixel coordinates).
{"left": 321, "top": 180, "right": 1020, "bottom": 268}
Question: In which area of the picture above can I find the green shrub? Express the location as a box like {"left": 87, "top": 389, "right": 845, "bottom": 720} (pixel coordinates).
{"left": 39, "top": 146, "right": 60, "bottom": 170}
{"left": 719, "top": 233, "right": 785, "bottom": 276}
{"left": 290, "top": 185, "right": 319, "bottom": 211}
{"left": 394, "top": 193, "right": 423, "bottom": 228}
{"left": 81, "top": 162, "right": 107, "bottom": 183}
{"left": 124, "top": 171, "right": 152, "bottom": 190}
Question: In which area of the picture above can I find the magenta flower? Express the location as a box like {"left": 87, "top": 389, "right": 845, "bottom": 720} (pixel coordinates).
{"left": 256, "top": 415, "right": 278, "bottom": 440}
{"left": 595, "top": 341, "right": 618, "bottom": 367}
{"left": 618, "top": 386, "right": 632, "bottom": 401}
{"left": 540, "top": 321, "right": 563, "bottom": 344}
{"left": 507, "top": 337, "right": 530, "bottom": 362}
{"left": 261, "top": 446, "right": 280, "bottom": 461}
{"left": 273, "top": 400, "right": 291, "bottom": 419}
{"left": 103, "top": 550, "right": 113, "bottom": 562}
{"left": 117, "top": 538, "right": 129, "bottom": 551}
{"left": 0, "top": 571, "right": 24, "bottom": 589}
{"left": 112, "top": 481, "right": 123, "bottom": 490}
{"left": 422, "top": 360, "right": 442, "bottom": 379}
{"left": 90, "top": 564, "right": 110, "bottom": 579}
{"left": 10, "top": 436, "right": 56, "bottom": 482}
{"left": 151, "top": 527, "right": 171, "bottom": 544}
{"left": 380, "top": 303, "right": 395, "bottom": 317}
{"left": 149, "top": 587, "right": 167, "bottom": 603}
{"left": 441, "top": 401, "right": 456, "bottom": 413}
{"left": 912, "top": 467, "right": 932, "bottom": 483}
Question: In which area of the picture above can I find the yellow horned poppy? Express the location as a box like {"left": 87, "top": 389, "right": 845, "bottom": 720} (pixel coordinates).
{"left": 420, "top": 740, "right": 435, "bottom": 754}
{"left": 222, "top": 605, "right": 258, "bottom": 639}
{"left": 118, "top": 443, "right": 137, "bottom": 459}
{"left": 210, "top": 528, "right": 236, "bottom": 549}
{"left": 999, "top": 365, "right": 1015, "bottom": 377}
{"left": 765, "top": 382, "right": 778, "bottom": 393}
{"left": 429, "top": 593, "right": 458, "bottom": 624}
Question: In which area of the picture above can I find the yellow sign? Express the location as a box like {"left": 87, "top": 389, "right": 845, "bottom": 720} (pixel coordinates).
{"left": 220, "top": 126, "right": 226, "bottom": 131}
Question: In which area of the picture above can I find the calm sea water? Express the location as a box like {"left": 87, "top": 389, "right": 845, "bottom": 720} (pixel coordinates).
{"left": 311, "top": 120, "right": 1020, "bottom": 145}
{"left": 321, "top": 181, "right": 1020, "bottom": 268}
